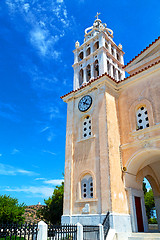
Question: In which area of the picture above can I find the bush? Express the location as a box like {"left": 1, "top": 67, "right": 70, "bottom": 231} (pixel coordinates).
{"left": 0, "top": 195, "right": 26, "bottom": 224}
{"left": 148, "top": 217, "right": 157, "bottom": 224}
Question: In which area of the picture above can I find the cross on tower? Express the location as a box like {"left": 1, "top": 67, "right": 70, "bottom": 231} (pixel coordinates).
{"left": 95, "top": 12, "right": 101, "bottom": 20}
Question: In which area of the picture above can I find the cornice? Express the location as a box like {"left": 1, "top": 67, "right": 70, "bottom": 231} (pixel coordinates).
{"left": 124, "top": 36, "right": 160, "bottom": 69}
{"left": 61, "top": 75, "right": 118, "bottom": 102}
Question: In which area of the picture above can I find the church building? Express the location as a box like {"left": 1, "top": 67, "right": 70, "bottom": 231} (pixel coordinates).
{"left": 61, "top": 14, "right": 160, "bottom": 236}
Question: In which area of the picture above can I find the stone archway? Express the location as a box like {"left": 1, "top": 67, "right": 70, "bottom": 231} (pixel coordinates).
{"left": 124, "top": 148, "right": 160, "bottom": 232}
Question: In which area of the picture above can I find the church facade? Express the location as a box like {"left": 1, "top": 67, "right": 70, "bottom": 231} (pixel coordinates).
{"left": 61, "top": 15, "right": 160, "bottom": 235}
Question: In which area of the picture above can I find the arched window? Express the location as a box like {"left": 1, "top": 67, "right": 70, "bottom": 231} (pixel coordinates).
{"left": 79, "top": 69, "right": 83, "bottom": 86}
{"left": 136, "top": 106, "right": 149, "bottom": 130}
{"left": 117, "top": 53, "right": 120, "bottom": 61}
{"left": 86, "top": 64, "right": 91, "bottom": 82}
{"left": 83, "top": 116, "right": 91, "bottom": 138}
{"left": 94, "top": 60, "right": 99, "bottom": 78}
{"left": 105, "top": 42, "right": 109, "bottom": 49}
{"left": 118, "top": 70, "right": 121, "bottom": 81}
{"left": 93, "top": 41, "right": 99, "bottom": 52}
{"left": 78, "top": 51, "right": 84, "bottom": 61}
{"left": 113, "top": 65, "right": 116, "bottom": 79}
{"left": 111, "top": 46, "right": 114, "bottom": 55}
{"left": 81, "top": 175, "right": 93, "bottom": 199}
{"left": 86, "top": 47, "right": 91, "bottom": 56}
{"left": 107, "top": 60, "right": 110, "bottom": 74}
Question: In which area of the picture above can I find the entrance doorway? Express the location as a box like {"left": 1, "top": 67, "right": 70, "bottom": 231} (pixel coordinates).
{"left": 135, "top": 196, "right": 144, "bottom": 232}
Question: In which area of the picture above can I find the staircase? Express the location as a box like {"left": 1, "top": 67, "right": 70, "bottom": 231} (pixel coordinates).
{"left": 128, "top": 233, "right": 160, "bottom": 240}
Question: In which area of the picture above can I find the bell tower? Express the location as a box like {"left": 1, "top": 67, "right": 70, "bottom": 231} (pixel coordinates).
{"left": 61, "top": 14, "right": 132, "bottom": 233}
{"left": 73, "top": 13, "right": 125, "bottom": 90}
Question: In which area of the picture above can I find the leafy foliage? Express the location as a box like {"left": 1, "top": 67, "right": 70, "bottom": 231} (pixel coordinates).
{"left": 0, "top": 195, "right": 26, "bottom": 224}
{"left": 144, "top": 189, "right": 155, "bottom": 219}
{"left": 148, "top": 217, "right": 157, "bottom": 224}
{"left": 143, "top": 181, "right": 157, "bottom": 223}
{"left": 37, "top": 182, "right": 64, "bottom": 224}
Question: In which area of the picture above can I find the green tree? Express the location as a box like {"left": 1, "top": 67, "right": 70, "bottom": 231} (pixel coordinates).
{"left": 37, "top": 182, "right": 64, "bottom": 224}
{"left": 144, "top": 189, "right": 155, "bottom": 219}
{"left": 143, "top": 181, "right": 147, "bottom": 195}
{"left": 143, "top": 180, "right": 156, "bottom": 222}
{"left": 0, "top": 195, "right": 26, "bottom": 224}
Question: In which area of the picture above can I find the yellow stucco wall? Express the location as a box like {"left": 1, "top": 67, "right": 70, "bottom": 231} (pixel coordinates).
{"left": 63, "top": 64, "right": 160, "bottom": 217}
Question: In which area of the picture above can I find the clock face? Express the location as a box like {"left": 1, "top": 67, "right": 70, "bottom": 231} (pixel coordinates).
{"left": 78, "top": 95, "right": 92, "bottom": 112}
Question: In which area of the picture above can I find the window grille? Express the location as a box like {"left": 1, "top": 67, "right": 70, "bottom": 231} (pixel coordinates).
{"left": 83, "top": 116, "right": 92, "bottom": 138}
{"left": 136, "top": 106, "right": 149, "bottom": 130}
{"left": 81, "top": 175, "right": 93, "bottom": 199}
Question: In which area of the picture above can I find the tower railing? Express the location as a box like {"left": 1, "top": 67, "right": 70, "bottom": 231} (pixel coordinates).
{"left": 102, "top": 211, "right": 110, "bottom": 238}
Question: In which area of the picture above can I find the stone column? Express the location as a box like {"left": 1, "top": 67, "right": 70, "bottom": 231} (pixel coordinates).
{"left": 108, "top": 41, "right": 112, "bottom": 54}
{"left": 110, "top": 64, "right": 113, "bottom": 78}
{"left": 90, "top": 42, "right": 94, "bottom": 54}
{"left": 83, "top": 46, "right": 86, "bottom": 59}
{"left": 77, "top": 223, "right": 83, "bottom": 240}
{"left": 113, "top": 47, "right": 117, "bottom": 59}
{"left": 115, "top": 69, "right": 118, "bottom": 81}
{"left": 155, "top": 196, "right": 160, "bottom": 231}
{"left": 37, "top": 221, "right": 47, "bottom": 240}
{"left": 121, "top": 69, "right": 125, "bottom": 80}
{"left": 120, "top": 53, "right": 124, "bottom": 65}
{"left": 91, "top": 62, "right": 94, "bottom": 79}
{"left": 99, "top": 51, "right": 107, "bottom": 76}
{"left": 98, "top": 224, "right": 104, "bottom": 240}
{"left": 83, "top": 67, "right": 87, "bottom": 84}
{"left": 74, "top": 50, "right": 78, "bottom": 64}
{"left": 99, "top": 34, "right": 105, "bottom": 48}
{"left": 73, "top": 65, "right": 79, "bottom": 90}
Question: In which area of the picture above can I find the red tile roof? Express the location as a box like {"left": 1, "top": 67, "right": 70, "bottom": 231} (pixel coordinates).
{"left": 61, "top": 59, "right": 160, "bottom": 99}
{"left": 120, "top": 59, "right": 160, "bottom": 83}
{"left": 124, "top": 36, "right": 160, "bottom": 68}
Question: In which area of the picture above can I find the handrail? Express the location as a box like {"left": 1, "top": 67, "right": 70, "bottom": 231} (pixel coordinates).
{"left": 102, "top": 211, "right": 110, "bottom": 238}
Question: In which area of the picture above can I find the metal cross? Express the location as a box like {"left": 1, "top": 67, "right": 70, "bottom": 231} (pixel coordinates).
{"left": 95, "top": 12, "right": 100, "bottom": 19}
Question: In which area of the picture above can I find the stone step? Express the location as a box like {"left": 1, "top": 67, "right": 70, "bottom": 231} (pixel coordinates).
{"left": 128, "top": 232, "right": 160, "bottom": 240}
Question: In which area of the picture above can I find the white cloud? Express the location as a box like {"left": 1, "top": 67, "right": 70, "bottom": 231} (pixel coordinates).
{"left": 0, "top": 102, "right": 20, "bottom": 122}
{"left": 6, "top": 0, "right": 71, "bottom": 59}
{"left": 11, "top": 148, "right": 20, "bottom": 155}
{"left": 43, "top": 150, "right": 56, "bottom": 155}
{"left": 5, "top": 186, "right": 55, "bottom": 198}
{"left": 35, "top": 178, "right": 46, "bottom": 181}
{"left": 23, "top": 3, "right": 30, "bottom": 12}
{"left": 40, "top": 126, "right": 50, "bottom": 133}
{"left": 30, "top": 28, "right": 60, "bottom": 57}
{"left": 0, "top": 163, "right": 37, "bottom": 176}
{"left": 44, "top": 179, "right": 64, "bottom": 185}
{"left": 47, "top": 132, "right": 55, "bottom": 142}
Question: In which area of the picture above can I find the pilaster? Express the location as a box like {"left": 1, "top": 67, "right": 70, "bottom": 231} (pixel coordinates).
{"left": 91, "top": 63, "right": 94, "bottom": 79}
{"left": 63, "top": 100, "right": 74, "bottom": 215}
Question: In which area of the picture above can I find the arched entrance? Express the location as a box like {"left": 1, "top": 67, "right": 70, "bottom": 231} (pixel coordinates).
{"left": 124, "top": 148, "right": 160, "bottom": 233}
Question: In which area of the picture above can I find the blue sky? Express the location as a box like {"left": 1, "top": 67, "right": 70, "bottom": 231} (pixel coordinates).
{"left": 0, "top": 0, "right": 160, "bottom": 205}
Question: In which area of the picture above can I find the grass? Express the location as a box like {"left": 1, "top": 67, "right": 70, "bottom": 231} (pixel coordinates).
{"left": 0, "top": 237, "right": 25, "bottom": 239}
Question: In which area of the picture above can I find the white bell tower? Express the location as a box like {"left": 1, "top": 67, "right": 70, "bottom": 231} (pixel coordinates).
{"left": 73, "top": 13, "right": 125, "bottom": 90}
{"left": 61, "top": 14, "right": 132, "bottom": 233}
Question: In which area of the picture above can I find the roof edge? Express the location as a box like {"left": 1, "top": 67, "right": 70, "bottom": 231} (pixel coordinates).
{"left": 61, "top": 59, "right": 160, "bottom": 99}
{"left": 123, "top": 36, "right": 160, "bottom": 69}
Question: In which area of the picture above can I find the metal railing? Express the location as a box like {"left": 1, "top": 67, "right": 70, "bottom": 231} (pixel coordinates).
{"left": 102, "top": 212, "right": 110, "bottom": 238}
{"left": 83, "top": 225, "right": 99, "bottom": 240}
{"left": 0, "top": 223, "right": 38, "bottom": 239}
{"left": 48, "top": 224, "right": 77, "bottom": 240}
